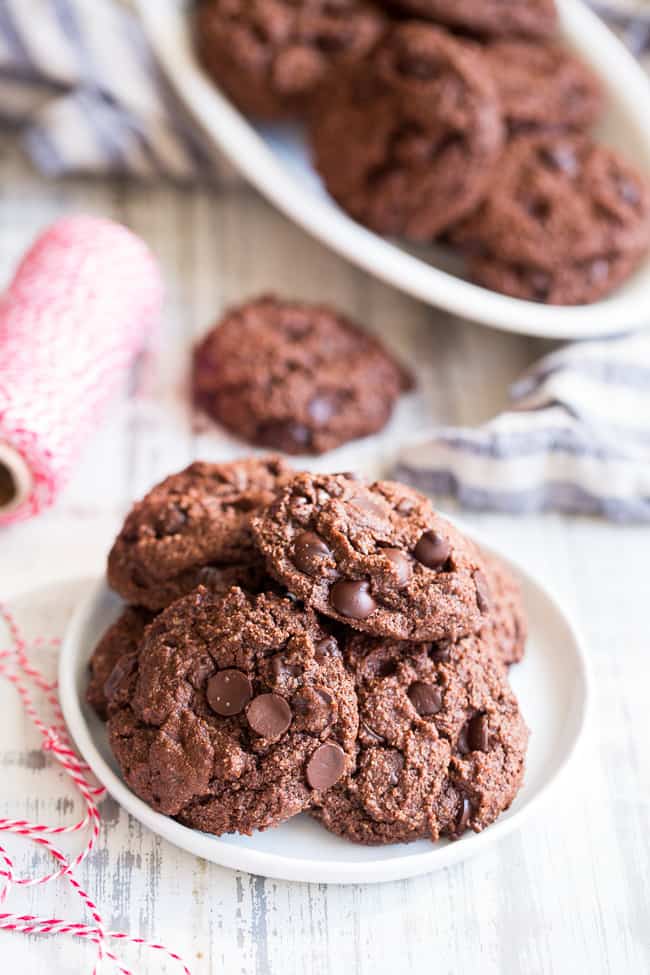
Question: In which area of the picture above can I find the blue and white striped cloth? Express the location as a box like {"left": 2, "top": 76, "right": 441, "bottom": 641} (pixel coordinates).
{"left": 395, "top": 334, "right": 650, "bottom": 521}
{"left": 0, "top": 0, "right": 227, "bottom": 179}
{"left": 2, "top": 0, "right": 650, "bottom": 521}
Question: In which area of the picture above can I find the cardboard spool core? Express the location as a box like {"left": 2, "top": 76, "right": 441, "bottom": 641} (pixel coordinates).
{"left": 0, "top": 444, "right": 32, "bottom": 518}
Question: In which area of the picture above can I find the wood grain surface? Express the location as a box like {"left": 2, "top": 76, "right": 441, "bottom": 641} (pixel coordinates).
{"left": 0, "top": 138, "right": 648, "bottom": 974}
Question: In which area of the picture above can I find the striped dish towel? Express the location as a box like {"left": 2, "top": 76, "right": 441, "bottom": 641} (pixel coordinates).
{"left": 395, "top": 334, "right": 650, "bottom": 521}
{"left": 0, "top": 0, "right": 228, "bottom": 179}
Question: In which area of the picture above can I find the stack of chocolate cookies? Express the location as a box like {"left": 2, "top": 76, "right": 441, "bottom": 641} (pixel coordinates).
{"left": 194, "top": 0, "right": 650, "bottom": 305}
{"left": 89, "top": 457, "right": 529, "bottom": 845}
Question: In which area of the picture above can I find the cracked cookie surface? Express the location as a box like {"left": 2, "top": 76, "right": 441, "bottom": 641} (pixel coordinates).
{"left": 311, "top": 629, "right": 528, "bottom": 844}
{"left": 107, "top": 456, "right": 292, "bottom": 610}
{"left": 253, "top": 471, "right": 490, "bottom": 641}
{"left": 107, "top": 586, "right": 358, "bottom": 835}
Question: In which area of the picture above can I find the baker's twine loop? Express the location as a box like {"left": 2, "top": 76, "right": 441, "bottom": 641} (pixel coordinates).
{"left": 0, "top": 601, "right": 192, "bottom": 974}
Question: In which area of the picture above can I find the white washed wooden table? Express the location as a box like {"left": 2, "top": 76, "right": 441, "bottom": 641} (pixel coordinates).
{"left": 0, "top": 138, "right": 649, "bottom": 974}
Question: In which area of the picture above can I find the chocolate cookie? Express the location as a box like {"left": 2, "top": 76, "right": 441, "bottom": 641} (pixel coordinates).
{"left": 87, "top": 606, "right": 153, "bottom": 721}
{"left": 481, "top": 40, "right": 602, "bottom": 134}
{"left": 194, "top": 0, "right": 385, "bottom": 120}
{"left": 311, "top": 630, "right": 528, "bottom": 844}
{"left": 192, "top": 295, "right": 412, "bottom": 455}
{"left": 452, "top": 134, "right": 650, "bottom": 303}
{"left": 107, "top": 586, "right": 358, "bottom": 835}
{"left": 253, "top": 471, "right": 489, "bottom": 641}
{"left": 107, "top": 456, "right": 292, "bottom": 610}
{"left": 310, "top": 23, "right": 504, "bottom": 240}
{"left": 479, "top": 552, "right": 527, "bottom": 666}
{"left": 391, "top": 0, "right": 556, "bottom": 39}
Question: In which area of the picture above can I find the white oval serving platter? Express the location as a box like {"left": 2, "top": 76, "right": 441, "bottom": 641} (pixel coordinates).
{"left": 135, "top": 0, "right": 650, "bottom": 339}
{"left": 59, "top": 539, "right": 590, "bottom": 885}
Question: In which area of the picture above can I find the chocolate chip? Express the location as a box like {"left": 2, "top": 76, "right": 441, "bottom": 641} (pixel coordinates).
{"left": 541, "top": 143, "right": 578, "bottom": 177}
{"left": 396, "top": 497, "right": 415, "bottom": 515}
{"left": 468, "top": 712, "right": 489, "bottom": 751}
{"left": 330, "top": 579, "right": 377, "bottom": 619}
{"left": 382, "top": 548, "right": 412, "bottom": 587}
{"left": 306, "top": 742, "right": 346, "bottom": 790}
{"left": 529, "top": 270, "right": 552, "bottom": 301}
{"left": 257, "top": 419, "right": 311, "bottom": 453}
{"left": 314, "top": 636, "right": 340, "bottom": 661}
{"left": 155, "top": 503, "right": 187, "bottom": 537}
{"left": 408, "top": 681, "right": 442, "bottom": 716}
{"left": 474, "top": 571, "right": 491, "bottom": 613}
{"left": 308, "top": 393, "right": 338, "bottom": 425}
{"left": 413, "top": 531, "right": 450, "bottom": 570}
{"left": 104, "top": 652, "right": 137, "bottom": 701}
{"left": 618, "top": 178, "right": 640, "bottom": 205}
{"left": 397, "top": 56, "right": 438, "bottom": 81}
{"left": 589, "top": 258, "right": 609, "bottom": 285}
{"left": 458, "top": 712, "right": 489, "bottom": 753}
{"left": 362, "top": 721, "right": 385, "bottom": 743}
{"left": 207, "top": 669, "right": 253, "bottom": 717}
{"left": 270, "top": 654, "right": 301, "bottom": 681}
{"left": 246, "top": 693, "right": 292, "bottom": 738}
{"left": 429, "top": 641, "right": 451, "bottom": 663}
{"left": 455, "top": 797, "right": 472, "bottom": 836}
{"left": 292, "top": 531, "right": 332, "bottom": 575}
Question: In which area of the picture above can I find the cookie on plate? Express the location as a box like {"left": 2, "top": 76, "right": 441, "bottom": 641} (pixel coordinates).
{"left": 194, "top": 0, "right": 385, "bottom": 120}
{"left": 87, "top": 606, "right": 153, "bottom": 721}
{"left": 311, "top": 629, "right": 529, "bottom": 844}
{"left": 310, "top": 23, "right": 504, "bottom": 240}
{"left": 192, "top": 295, "right": 413, "bottom": 455}
{"left": 107, "top": 586, "right": 358, "bottom": 835}
{"left": 452, "top": 134, "right": 650, "bottom": 303}
{"left": 252, "top": 471, "right": 490, "bottom": 641}
{"left": 390, "top": 0, "right": 556, "bottom": 39}
{"left": 481, "top": 40, "right": 603, "bottom": 134}
{"left": 107, "top": 456, "right": 292, "bottom": 610}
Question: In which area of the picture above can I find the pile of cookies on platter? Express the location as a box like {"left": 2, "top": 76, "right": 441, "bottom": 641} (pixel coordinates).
{"left": 194, "top": 0, "right": 650, "bottom": 305}
{"left": 88, "top": 456, "right": 529, "bottom": 845}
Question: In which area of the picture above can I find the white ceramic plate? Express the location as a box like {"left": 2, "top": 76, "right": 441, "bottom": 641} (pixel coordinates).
{"left": 136, "top": 0, "right": 650, "bottom": 339}
{"left": 59, "top": 540, "right": 590, "bottom": 885}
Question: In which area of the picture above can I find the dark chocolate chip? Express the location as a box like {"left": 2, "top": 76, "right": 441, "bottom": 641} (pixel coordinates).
{"left": 308, "top": 393, "right": 338, "bottom": 425}
{"left": 330, "top": 579, "right": 377, "bottom": 619}
{"left": 468, "top": 712, "right": 489, "bottom": 752}
{"left": 408, "top": 681, "right": 443, "bottom": 716}
{"left": 382, "top": 548, "right": 412, "bottom": 587}
{"left": 413, "top": 531, "right": 450, "bottom": 570}
{"left": 589, "top": 258, "right": 609, "bottom": 284}
{"left": 257, "top": 419, "right": 311, "bottom": 452}
{"left": 474, "top": 571, "right": 491, "bottom": 613}
{"left": 306, "top": 742, "right": 346, "bottom": 791}
{"left": 155, "top": 504, "right": 187, "bottom": 537}
{"left": 246, "top": 693, "right": 292, "bottom": 738}
{"left": 455, "top": 797, "right": 472, "bottom": 836}
{"left": 292, "top": 531, "right": 332, "bottom": 575}
{"left": 541, "top": 143, "right": 578, "bottom": 177}
{"left": 429, "top": 641, "right": 451, "bottom": 663}
{"left": 314, "top": 636, "right": 340, "bottom": 661}
{"left": 397, "top": 56, "right": 439, "bottom": 81}
{"left": 618, "top": 178, "right": 640, "bottom": 205}
{"left": 104, "top": 652, "right": 137, "bottom": 701}
{"left": 207, "top": 669, "right": 253, "bottom": 717}
{"left": 270, "top": 654, "right": 302, "bottom": 681}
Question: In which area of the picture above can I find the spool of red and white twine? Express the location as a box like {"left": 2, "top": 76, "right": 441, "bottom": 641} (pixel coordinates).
{"left": 0, "top": 216, "right": 163, "bottom": 524}
{"left": 0, "top": 220, "right": 189, "bottom": 969}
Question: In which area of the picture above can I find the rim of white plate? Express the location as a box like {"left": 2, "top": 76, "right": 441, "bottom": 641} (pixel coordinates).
{"left": 58, "top": 539, "right": 592, "bottom": 885}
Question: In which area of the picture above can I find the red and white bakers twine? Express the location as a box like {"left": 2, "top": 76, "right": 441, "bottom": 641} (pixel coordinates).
{"left": 0, "top": 216, "right": 163, "bottom": 525}
{"left": 0, "top": 602, "right": 192, "bottom": 974}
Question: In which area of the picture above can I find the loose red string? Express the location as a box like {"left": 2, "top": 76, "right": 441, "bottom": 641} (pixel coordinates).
{"left": 0, "top": 602, "right": 192, "bottom": 975}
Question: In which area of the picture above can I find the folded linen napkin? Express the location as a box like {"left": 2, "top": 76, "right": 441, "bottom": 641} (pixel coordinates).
{"left": 2, "top": 0, "right": 650, "bottom": 520}
{"left": 394, "top": 334, "right": 650, "bottom": 521}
